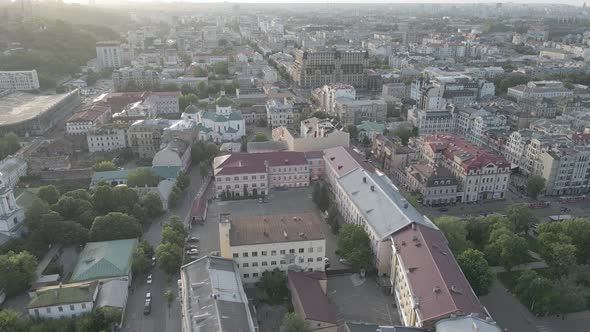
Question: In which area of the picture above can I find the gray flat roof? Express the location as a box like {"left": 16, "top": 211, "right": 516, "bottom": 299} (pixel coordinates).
{"left": 0, "top": 91, "right": 74, "bottom": 126}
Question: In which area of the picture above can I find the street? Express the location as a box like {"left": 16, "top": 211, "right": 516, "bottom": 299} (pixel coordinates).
{"left": 121, "top": 167, "right": 204, "bottom": 332}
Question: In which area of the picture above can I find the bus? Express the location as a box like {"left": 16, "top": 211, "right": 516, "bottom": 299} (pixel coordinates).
{"left": 528, "top": 201, "right": 550, "bottom": 209}
{"left": 559, "top": 195, "right": 585, "bottom": 203}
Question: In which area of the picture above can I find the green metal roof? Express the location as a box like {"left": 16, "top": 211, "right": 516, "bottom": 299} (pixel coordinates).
{"left": 228, "top": 112, "right": 243, "bottom": 120}
{"left": 28, "top": 281, "right": 99, "bottom": 309}
{"left": 356, "top": 121, "right": 385, "bottom": 133}
{"left": 91, "top": 166, "right": 181, "bottom": 184}
{"left": 70, "top": 239, "right": 138, "bottom": 282}
{"left": 215, "top": 96, "right": 232, "bottom": 107}
{"left": 202, "top": 111, "right": 218, "bottom": 121}
{"left": 196, "top": 123, "right": 213, "bottom": 133}
{"left": 16, "top": 190, "right": 36, "bottom": 210}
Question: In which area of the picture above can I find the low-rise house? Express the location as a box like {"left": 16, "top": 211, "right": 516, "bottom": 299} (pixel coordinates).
{"left": 178, "top": 256, "right": 257, "bottom": 332}
{"left": 70, "top": 239, "right": 137, "bottom": 284}
{"left": 128, "top": 119, "right": 171, "bottom": 159}
{"left": 219, "top": 213, "right": 326, "bottom": 283}
{"left": 288, "top": 271, "right": 337, "bottom": 332}
{"left": 152, "top": 139, "right": 192, "bottom": 172}
{"left": 357, "top": 121, "right": 385, "bottom": 142}
{"left": 27, "top": 281, "right": 99, "bottom": 319}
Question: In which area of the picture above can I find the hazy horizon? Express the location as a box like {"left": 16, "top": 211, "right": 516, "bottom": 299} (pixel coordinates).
{"left": 58, "top": 0, "right": 587, "bottom": 5}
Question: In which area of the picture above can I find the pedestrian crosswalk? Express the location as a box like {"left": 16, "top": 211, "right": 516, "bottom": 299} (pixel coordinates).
{"left": 536, "top": 324, "right": 552, "bottom": 332}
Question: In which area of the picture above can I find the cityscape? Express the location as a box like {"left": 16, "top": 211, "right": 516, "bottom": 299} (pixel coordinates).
{"left": 1, "top": 1, "right": 590, "bottom": 332}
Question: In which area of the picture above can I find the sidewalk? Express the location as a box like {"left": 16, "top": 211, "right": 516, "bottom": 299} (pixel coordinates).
{"left": 35, "top": 245, "right": 61, "bottom": 278}
{"left": 491, "top": 261, "right": 548, "bottom": 273}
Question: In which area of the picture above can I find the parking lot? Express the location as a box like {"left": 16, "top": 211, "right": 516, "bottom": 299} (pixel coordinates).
{"left": 327, "top": 274, "right": 399, "bottom": 326}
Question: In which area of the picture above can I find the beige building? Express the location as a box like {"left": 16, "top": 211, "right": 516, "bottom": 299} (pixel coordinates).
{"left": 292, "top": 49, "right": 369, "bottom": 89}
{"left": 87, "top": 124, "right": 129, "bottom": 153}
{"left": 219, "top": 213, "right": 326, "bottom": 283}
{"left": 128, "top": 119, "right": 170, "bottom": 159}
{"left": 405, "top": 164, "right": 458, "bottom": 206}
{"left": 334, "top": 98, "right": 386, "bottom": 126}
{"left": 541, "top": 146, "right": 590, "bottom": 196}
{"left": 272, "top": 118, "right": 349, "bottom": 153}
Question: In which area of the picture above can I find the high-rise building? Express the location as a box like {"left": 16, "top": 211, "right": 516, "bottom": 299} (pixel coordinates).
{"left": 96, "top": 41, "right": 123, "bottom": 70}
{"left": 0, "top": 70, "right": 40, "bottom": 91}
{"left": 292, "top": 49, "right": 369, "bottom": 89}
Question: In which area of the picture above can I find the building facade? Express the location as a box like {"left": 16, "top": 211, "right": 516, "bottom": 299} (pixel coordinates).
{"left": 86, "top": 125, "right": 129, "bottom": 153}
{"left": 334, "top": 98, "right": 386, "bottom": 126}
{"left": 266, "top": 99, "right": 295, "bottom": 129}
{"left": 96, "top": 41, "right": 123, "bottom": 69}
{"left": 0, "top": 70, "right": 40, "bottom": 91}
{"left": 112, "top": 67, "right": 160, "bottom": 91}
{"left": 292, "top": 49, "right": 369, "bottom": 89}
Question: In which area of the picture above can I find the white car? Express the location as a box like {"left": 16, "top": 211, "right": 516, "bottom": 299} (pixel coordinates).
{"left": 146, "top": 274, "right": 153, "bottom": 285}
{"left": 151, "top": 256, "right": 156, "bottom": 267}
{"left": 146, "top": 292, "right": 151, "bottom": 300}
{"left": 186, "top": 248, "right": 199, "bottom": 255}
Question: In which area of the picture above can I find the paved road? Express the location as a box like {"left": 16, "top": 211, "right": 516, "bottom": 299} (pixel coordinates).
{"left": 121, "top": 167, "right": 204, "bottom": 332}
{"left": 490, "top": 261, "right": 548, "bottom": 273}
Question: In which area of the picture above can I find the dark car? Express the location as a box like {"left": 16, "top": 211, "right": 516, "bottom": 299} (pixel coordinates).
{"left": 438, "top": 207, "right": 449, "bottom": 212}
{"left": 143, "top": 300, "right": 151, "bottom": 315}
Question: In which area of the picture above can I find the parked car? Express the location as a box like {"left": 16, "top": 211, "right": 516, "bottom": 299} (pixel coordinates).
{"left": 146, "top": 274, "right": 152, "bottom": 285}
{"left": 210, "top": 251, "right": 220, "bottom": 257}
{"left": 143, "top": 299, "right": 151, "bottom": 315}
{"left": 186, "top": 248, "right": 199, "bottom": 255}
{"left": 187, "top": 236, "right": 199, "bottom": 243}
{"left": 339, "top": 258, "right": 350, "bottom": 265}
{"left": 146, "top": 292, "right": 151, "bottom": 300}
{"left": 438, "top": 207, "right": 449, "bottom": 212}
{"left": 186, "top": 244, "right": 199, "bottom": 250}
{"left": 151, "top": 256, "right": 156, "bottom": 267}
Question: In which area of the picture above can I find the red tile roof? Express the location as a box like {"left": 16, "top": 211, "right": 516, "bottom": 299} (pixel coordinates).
{"left": 67, "top": 105, "right": 109, "bottom": 123}
{"left": 304, "top": 150, "right": 324, "bottom": 159}
{"left": 288, "top": 270, "right": 337, "bottom": 325}
{"left": 215, "top": 151, "right": 309, "bottom": 176}
{"left": 150, "top": 91, "right": 182, "bottom": 97}
{"left": 392, "top": 223, "right": 487, "bottom": 324}
{"left": 422, "top": 134, "right": 510, "bottom": 172}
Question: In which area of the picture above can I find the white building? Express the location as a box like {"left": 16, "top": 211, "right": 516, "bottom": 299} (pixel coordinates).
{"left": 152, "top": 139, "right": 192, "bottom": 172}
{"left": 266, "top": 98, "right": 294, "bottom": 129}
{"left": 112, "top": 67, "right": 160, "bottom": 91}
{"left": 541, "top": 146, "right": 590, "bottom": 196}
{"left": 507, "top": 81, "right": 574, "bottom": 100}
{"left": 87, "top": 125, "right": 129, "bottom": 153}
{"left": 0, "top": 70, "right": 40, "bottom": 91}
{"left": 192, "top": 96, "right": 246, "bottom": 142}
{"left": 0, "top": 184, "right": 25, "bottom": 243}
{"left": 316, "top": 84, "right": 356, "bottom": 114}
{"left": 146, "top": 92, "right": 181, "bottom": 116}
{"left": 407, "top": 107, "right": 454, "bottom": 136}
{"left": 27, "top": 281, "right": 99, "bottom": 319}
{"left": 219, "top": 213, "right": 326, "bottom": 283}
{"left": 0, "top": 158, "right": 27, "bottom": 189}
{"left": 96, "top": 41, "right": 123, "bottom": 70}
{"left": 178, "top": 256, "right": 257, "bottom": 332}
{"left": 66, "top": 104, "right": 111, "bottom": 135}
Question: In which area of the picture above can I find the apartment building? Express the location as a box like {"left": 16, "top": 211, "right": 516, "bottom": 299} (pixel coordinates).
{"left": 87, "top": 124, "right": 129, "bottom": 153}
{"left": 314, "top": 83, "right": 356, "bottom": 114}
{"left": 419, "top": 134, "right": 511, "bottom": 202}
{"left": 541, "top": 146, "right": 590, "bottom": 196}
{"left": 407, "top": 107, "right": 453, "bottom": 135}
{"left": 371, "top": 135, "right": 417, "bottom": 176}
{"left": 390, "top": 223, "right": 488, "bottom": 328}
{"left": 213, "top": 151, "right": 313, "bottom": 199}
{"left": 96, "top": 41, "right": 123, "bottom": 69}
{"left": 412, "top": 76, "right": 494, "bottom": 110}
{"left": 382, "top": 82, "right": 410, "bottom": 101}
{"left": 145, "top": 91, "right": 181, "bottom": 116}
{"left": 405, "top": 164, "right": 459, "bottom": 206}
{"left": 507, "top": 81, "right": 573, "bottom": 101}
{"left": 292, "top": 49, "right": 369, "bottom": 89}
{"left": 178, "top": 256, "right": 257, "bottom": 332}
{"left": 266, "top": 99, "right": 294, "bottom": 129}
{"left": 219, "top": 213, "right": 326, "bottom": 283}
{"left": 272, "top": 117, "right": 349, "bottom": 153}
{"left": 334, "top": 98, "right": 386, "bottom": 126}
{"left": 112, "top": 67, "right": 160, "bottom": 91}
{"left": 128, "top": 119, "right": 170, "bottom": 159}
{"left": 66, "top": 104, "right": 111, "bottom": 135}
{"left": 0, "top": 70, "right": 40, "bottom": 90}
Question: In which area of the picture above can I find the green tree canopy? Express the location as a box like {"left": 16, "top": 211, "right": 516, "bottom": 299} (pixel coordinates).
{"left": 258, "top": 268, "right": 289, "bottom": 304}
{"left": 514, "top": 269, "right": 553, "bottom": 316}
{"left": 143, "top": 192, "right": 164, "bottom": 218}
{"left": 346, "top": 124, "right": 358, "bottom": 141}
{"left": 89, "top": 212, "right": 142, "bottom": 242}
{"left": 337, "top": 224, "right": 373, "bottom": 271}
{"left": 506, "top": 204, "right": 537, "bottom": 234}
{"left": 253, "top": 133, "right": 269, "bottom": 142}
{"left": 457, "top": 249, "right": 495, "bottom": 295}
{"left": 0, "top": 133, "right": 21, "bottom": 160}
{"left": 280, "top": 312, "right": 313, "bottom": 332}
{"left": 0, "top": 251, "right": 37, "bottom": 297}
{"left": 127, "top": 168, "right": 160, "bottom": 187}
{"left": 25, "top": 197, "right": 50, "bottom": 231}
{"left": 527, "top": 175, "right": 546, "bottom": 199}
{"left": 94, "top": 161, "right": 117, "bottom": 172}
{"left": 156, "top": 242, "right": 183, "bottom": 275}
{"left": 485, "top": 230, "right": 528, "bottom": 271}
{"left": 36, "top": 185, "right": 60, "bottom": 205}
{"left": 393, "top": 126, "right": 414, "bottom": 146}
{"left": 434, "top": 216, "right": 472, "bottom": 255}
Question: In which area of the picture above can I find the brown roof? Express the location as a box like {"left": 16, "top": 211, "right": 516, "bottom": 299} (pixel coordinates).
{"left": 67, "top": 105, "right": 109, "bottom": 123}
{"left": 288, "top": 270, "right": 337, "bottom": 325}
{"left": 324, "top": 146, "right": 375, "bottom": 178}
{"left": 228, "top": 213, "right": 325, "bottom": 246}
{"left": 304, "top": 150, "right": 324, "bottom": 159}
{"left": 392, "top": 223, "right": 487, "bottom": 324}
{"left": 215, "top": 151, "right": 309, "bottom": 176}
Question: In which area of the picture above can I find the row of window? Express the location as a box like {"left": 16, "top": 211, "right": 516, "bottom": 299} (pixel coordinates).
{"left": 219, "top": 175, "right": 266, "bottom": 182}
{"left": 35, "top": 303, "right": 87, "bottom": 315}
{"left": 239, "top": 256, "right": 323, "bottom": 268}
{"left": 233, "top": 247, "right": 322, "bottom": 258}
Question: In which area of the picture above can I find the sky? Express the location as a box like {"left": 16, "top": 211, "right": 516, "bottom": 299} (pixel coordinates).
{"left": 66, "top": 0, "right": 586, "bottom": 4}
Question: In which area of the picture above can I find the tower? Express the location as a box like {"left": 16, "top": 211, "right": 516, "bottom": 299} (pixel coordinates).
{"left": 0, "top": 184, "right": 25, "bottom": 237}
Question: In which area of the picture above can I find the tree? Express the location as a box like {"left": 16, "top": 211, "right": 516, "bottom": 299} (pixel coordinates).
{"left": 253, "top": 133, "right": 268, "bottom": 142}
{"left": 337, "top": 224, "right": 373, "bottom": 271}
{"left": 326, "top": 205, "right": 341, "bottom": 233}
{"left": 51, "top": 196, "right": 95, "bottom": 227}
{"left": 464, "top": 215, "right": 496, "bottom": 249}
{"left": 545, "top": 243, "right": 577, "bottom": 277}
{"left": 92, "top": 185, "right": 115, "bottom": 215}
{"left": 258, "top": 268, "right": 289, "bottom": 304}
{"left": 127, "top": 168, "right": 160, "bottom": 187}
{"left": 506, "top": 204, "right": 537, "bottom": 234}
{"left": 36, "top": 185, "right": 60, "bottom": 205}
{"left": 179, "top": 93, "right": 199, "bottom": 111}
{"left": 25, "top": 198, "right": 50, "bottom": 231}
{"left": 0, "top": 251, "right": 37, "bottom": 296}
{"left": 0, "top": 310, "right": 24, "bottom": 332}
{"left": 168, "top": 186, "right": 182, "bottom": 208}
{"left": 515, "top": 270, "right": 553, "bottom": 315}
{"left": 63, "top": 189, "right": 92, "bottom": 202}
{"left": 527, "top": 175, "right": 546, "bottom": 199}
{"left": 176, "top": 172, "right": 191, "bottom": 191}
{"left": 386, "top": 102, "right": 401, "bottom": 118}
{"left": 434, "top": 216, "right": 471, "bottom": 255}
{"left": 143, "top": 192, "right": 164, "bottom": 218}
{"left": 485, "top": 232, "right": 528, "bottom": 271}
{"left": 89, "top": 212, "right": 142, "bottom": 241}
{"left": 537, "top": 218, "right": 590, "bottom": 264}
{"left": 346, "top": 125, "right": 358, "bottom": 141}
{"left": 550, "top": 278, "right": 587, "bottom": 317}
{"left": 457, "top": 249, "right": 495, "bottom": 295}
{"left": 312, "top": 183, "right": 330, "bottom": 212}
{"left": 393, "top": 127, "right": 413, "bottom": 146}
{"left": 280, "top": 313, "right": 313, "bottom": 332}
{"left": 132, "top": 244, "right": 151, "bottom": 276}
{"left": 112, "top": 186, "right": 140, "bottom": 212}
{"left": 94, "top": 161, "right": 117, "bottom": 172}
{"left": 165, "top": 289, "right": 175, "bottom": 308}
{"left": 156, "top": 242, "right": 183, "bottom": 275}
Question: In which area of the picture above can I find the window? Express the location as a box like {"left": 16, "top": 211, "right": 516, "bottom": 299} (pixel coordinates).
{"left": 271, "top": 261, "right": 277, "bottom": 265}
{"left": 46, "top": 308, "right": 51, "bottom": 313}
{"left": 308, "top": 247, "right": 314, "bottom": 253}
{"left": 243, "top": 273, "right": 249, "bottom": 278}
{"left": 280, "top": 260, "right": 286, "bottom": 265}
{"left": 262, "top": 261, "right": 268, "bottom": 266}
{"left": 317, "top": 257, "right": 322, "bottom": 262}
{"left": 243, "top": 252, "right": 248, "bottom": 257}
{"left": 290, "top": 258, "right": 295, "bottom": 264}
{"left": 81, "top": 303, "right": 86, "bottom": 309}
{"left": 243, "top": 263, "right": 249, "bottom": 267}
{"left": 252, "top": 251, "right": 258, "bottom": 257}
{"left": 308, "top": 258, "right": 313, "bottom": 262}
{"left": 280, "top": 250, "right": 286, "bottom": 255}
{"left": 298, "top": 248, "right": 304, "bottom": 253}
{"left": 289, "top": 249, "right": 295, "bottom": 254}
{"left": 70, "top": 305, "right": 75, "bottom": 311}
{"left": 261, "top": 251, "right": 267, "bottom": 256}
{"left": 58, "top": 306, "right": 63, "bottom": 312}
{"left": 299, "top": 257, "right": 304, "bottom": 263}
{"left": 233, "top": 253, "right": 238, "bottom": 258}
{"left": 271, "top": 250, "right": 277, "bottom": 256}
{"left": 253, "top": 273, "right": 258, "bottom": 277}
